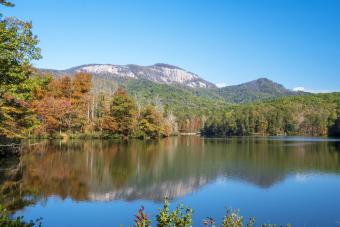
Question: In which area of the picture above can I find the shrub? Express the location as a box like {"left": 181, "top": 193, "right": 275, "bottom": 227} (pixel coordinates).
{"left": 0, "top": 205, "right": 41, "bottom": 227}
{"left": 135, "top": 198, "right": 290, "bottom": 227}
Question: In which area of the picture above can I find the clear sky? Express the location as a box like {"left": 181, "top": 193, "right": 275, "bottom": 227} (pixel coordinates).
{"left": 2, "top": 0, "right": 340, "bottom": 91}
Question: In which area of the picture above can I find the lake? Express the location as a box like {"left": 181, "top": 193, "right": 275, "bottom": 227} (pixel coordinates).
{"left": 1, "top": 136, "right": 340, "bottom": 226}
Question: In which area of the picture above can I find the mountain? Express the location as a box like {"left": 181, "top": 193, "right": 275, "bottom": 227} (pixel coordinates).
{"left": 218, "top": 78, "right": 299, "bottom": 103}
{"left": 40, "top": 63, "right": 216, "bottom": 89}
{"left": 39, "top": 64, "right": 306, "bottom": 112}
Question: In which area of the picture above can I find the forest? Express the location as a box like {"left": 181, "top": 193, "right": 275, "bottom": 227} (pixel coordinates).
{"left": 0, "top": 1, "right": 175, "bottom": 140}
{"left": 1, "top": 0, "right": 340, "bottom": 142}
{"left": 202, "top": 93, "right": 340, "bottom": 137}
{"left": 0, "top": 72, "right": 176, "bottom": 140}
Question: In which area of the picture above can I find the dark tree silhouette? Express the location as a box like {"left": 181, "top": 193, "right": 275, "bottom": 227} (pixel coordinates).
{"left": 0, "top": 0, "right": 14, "bottom": 7}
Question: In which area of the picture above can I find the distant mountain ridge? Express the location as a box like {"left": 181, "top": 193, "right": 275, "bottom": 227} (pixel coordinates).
{"left": 39, "top": 63, "right": 305, "bottom": 105}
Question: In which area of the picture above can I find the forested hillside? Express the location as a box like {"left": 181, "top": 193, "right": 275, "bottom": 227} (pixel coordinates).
{"left": 38, "top": 67, "right": 312, "bottom": 131}
{"left": 119, "top": 79, "right": 227, "bottom": 119}
{"left": 202, "top": 93, "right": 340, "bottom": 137}
{"left": 217, "top": 78, "right": 305, "bottom": 103}
{"left": 40, "top": 65, "right": 306, "bottom": 104}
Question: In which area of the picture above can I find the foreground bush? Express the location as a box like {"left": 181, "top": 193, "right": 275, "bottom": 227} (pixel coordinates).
{"left": 134, "top": 198, "right": 290, "bottom": 227}
{"left": 0, "top": 205, "right": 41, "bottom": 227}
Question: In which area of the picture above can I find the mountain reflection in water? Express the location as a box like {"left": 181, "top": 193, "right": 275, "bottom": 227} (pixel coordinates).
{"left": 1, "top": 136, "right": 340, "bottom": 212}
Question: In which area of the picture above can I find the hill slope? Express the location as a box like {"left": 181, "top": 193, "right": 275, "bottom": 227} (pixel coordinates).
{"left": 218, "top": 78, "right": 299, "bottom": 103}
{"left": 39, "top": 64, "right": 306, "bottom": 108}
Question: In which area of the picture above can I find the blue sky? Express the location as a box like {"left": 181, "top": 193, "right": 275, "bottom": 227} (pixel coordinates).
{"left": 2, "top": 0, "right": 340, "bottom": 91}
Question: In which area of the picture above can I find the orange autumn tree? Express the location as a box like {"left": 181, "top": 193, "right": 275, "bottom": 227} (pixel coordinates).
{"left": 32, "top": 76, "right": 71, "bottom": 136}
{"left": 33, "top": 96, "right": 72, "bottom": 135}
{"left": 31, "top": 73, "right": 92, "bottom": 137}
{"left": 71, "top": 73, "right": 92, "bottom": 131}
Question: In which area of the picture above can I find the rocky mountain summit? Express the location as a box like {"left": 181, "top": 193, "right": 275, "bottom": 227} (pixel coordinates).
{"left": 41, "top": 63, "right": 216, "bottom": 89}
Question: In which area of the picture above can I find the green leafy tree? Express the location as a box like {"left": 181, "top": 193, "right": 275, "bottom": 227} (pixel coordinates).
{"left": 0, "top": 17, "right": 41, "bottom": 98}
{"left": 0, "top": 9, "right": 42, "bottom": 138}
{"left": 108, "top": 87, "right": 137, "bottom": 138}
{"left": 137, "top": 105, "right": 163, "bottom": 139}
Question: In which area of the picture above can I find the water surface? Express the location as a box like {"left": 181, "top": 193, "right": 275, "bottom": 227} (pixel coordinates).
{"left": 1, "top": 136, "right": 340, "bottom": 226}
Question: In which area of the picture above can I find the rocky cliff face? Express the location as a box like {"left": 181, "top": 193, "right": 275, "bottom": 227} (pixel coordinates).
{"left": 41, "top": 63, "right": 216, "bottom": 89}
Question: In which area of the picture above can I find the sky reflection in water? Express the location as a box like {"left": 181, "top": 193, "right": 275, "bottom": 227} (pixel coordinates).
{"left": 2, "top": 136, "right": 339, "bottom": 226}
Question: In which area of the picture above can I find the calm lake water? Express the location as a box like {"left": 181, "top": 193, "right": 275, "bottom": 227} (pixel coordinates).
{"left": 1, "top": 136, "right": 340, "bottom": 226}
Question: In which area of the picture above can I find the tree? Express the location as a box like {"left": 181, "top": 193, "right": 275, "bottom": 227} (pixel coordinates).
{"left": 328, "top": 119, "right": 340, "bottom": 137}
{"left": 70, "top": 73, "right": 92, "bottom": 131}
{"left": 0, "top": 14, "right": 41, "bottom": 138}
{"left": 138, "top": 105, "right": 163, "bottom": 139}
{"left": 32, "top": 96, "right": 72, "bottom": 136}
{"left": 31, "top": 75, "right": 93, "bottom": 136}
{"left": 0, "top": 97, "right": 34, "bottom": 138}
{"left": 0, "top": 0, "right": 14, "bottom": 7}
{"left": 329, "top": 105, "right": 340, "bottom": 137}
{"left": 202, "top": 93, "right": 340, "bottom": 137}
{"left": 165, "top": 111, "right": 177, "bottom": 135}
{"left": 0, "top": 18, "right": 41, "bottom": 98}
{"left": 108, "top": 87, "right": 137, "bottom": 138}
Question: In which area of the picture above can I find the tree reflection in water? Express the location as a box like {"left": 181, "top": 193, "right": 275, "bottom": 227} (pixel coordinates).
{"left": 1, "top": 136, "right": 340, "bottom": 212}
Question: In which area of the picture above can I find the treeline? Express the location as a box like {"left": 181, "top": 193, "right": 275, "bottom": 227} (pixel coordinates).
{"left": 202, "top": 93, "right": 340, "bottom": 137}
{"left": 5, "top": 73, "right": 176, "bottom": 139}
{"left": 1, "top": 1, "right": 340, "bottom": 141}
{"left": 0, "top": 11, "right": 202, "bottom": 140}
{"left": 0, "top": 1, "right": 178, "bottom": 140}
{"left": 120, "top": 79, "right": 222, "bottom": 132}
